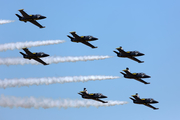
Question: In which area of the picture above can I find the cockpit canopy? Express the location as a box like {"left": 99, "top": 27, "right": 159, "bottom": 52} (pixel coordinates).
{"left": 140, "top": 73, "right": 145, "bottom": 75}
{"left": 134, "top": 51, "right": 139, "bottom": 53}
{"left": 39, "top": 52, "right": 45, "bottom": 54}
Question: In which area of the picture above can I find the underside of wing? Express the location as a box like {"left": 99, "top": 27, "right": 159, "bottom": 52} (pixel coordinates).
{"left": 144, "top": 104, "right": 159, "bottom": 110}
{"left": 81, "top": 41, "right": 97, "bottom": 48}
{"left": 70, "top": 31, "right": 82, "bottom": 40}
{"left": 128, "top": 56, "right": 144, "bottom": 63}
{"left": 33, "top": 58, "right": 49, "bottom": 65}
{"left": 92, "top": 98, "right": 107, "bottom": 103}
{"left": 19, "top": 9, "right": 30, "bottom": 18}
{"left": 29, "top": 20, "right": 45, "bottom": 28}
{"left": 22, "top": 48, "right": 34, "bottom": 56}
{"left": 135, "top": 78, "right": 150, "bottom": 84}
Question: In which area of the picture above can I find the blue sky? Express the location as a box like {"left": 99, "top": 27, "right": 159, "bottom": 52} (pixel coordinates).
{"left": 0, "top": 0, "right": 180, "bottom": 120}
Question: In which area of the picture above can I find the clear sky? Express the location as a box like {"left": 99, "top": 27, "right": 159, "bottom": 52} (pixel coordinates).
{"left": 0, "top": 0, "right": 180, "bottom": 120}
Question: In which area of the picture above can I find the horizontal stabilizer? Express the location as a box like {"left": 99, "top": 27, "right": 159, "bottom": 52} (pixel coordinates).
{"left": 129, "top": 97, "right": 135, "bottom": 101}
{"left": 67, "top": 35, "right": 73, "bottom": 40}
{"left": 19, "top": 52, "right": 26, "bottom": 56}
{"left": 113, "top": 51, "right": 119, "bottom": 54}
{"left": 120, "top": 72, "right": 125, "bottom": 75}
{"left": 15, "top": 14, "right": 22, "bottom": 19}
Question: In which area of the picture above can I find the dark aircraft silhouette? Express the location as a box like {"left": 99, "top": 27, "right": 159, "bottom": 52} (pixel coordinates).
{"left": 130, "top": 93, "right": 159, "bottom": 110}
{"left": 113, "top": 46, "right": 144, "bottom": 63}
{"left": 120, "top": 67, "right": 150, "bottom": 84}
{"left": 78, "top": 88, "right": 108, "bottom": 103}
{"left": 20, "top": 48, "right": 49, "bottom": 65}
{"left": 16, "top": 9, "right": 46, "bottom": 28}
{"left": 67, "top": 31, "right": 98, "bottom": 48}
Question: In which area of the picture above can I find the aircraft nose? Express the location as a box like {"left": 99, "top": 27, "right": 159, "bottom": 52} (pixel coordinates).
{"left": 154, "top": 100, "right": 159, "bottom": 103}
{"left": 145, "top": 75, "right": 151, "bottom": 78}
{"left": 102, "top": 95, "right": 108, "bottom": 98}
{"left": 139, "top": 53, "right": 145, "bottom": 56}
{"left": 44, "top": 54, "right": 49, "bottom": 57}
{"left": 40, "top": 16, "right": 46, "bottom": 19}
{"left": 93, "top": 37, "right": 98, "bottom": 40}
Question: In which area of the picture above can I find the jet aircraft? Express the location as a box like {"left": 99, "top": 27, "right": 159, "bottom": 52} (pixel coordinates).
{"left": 20, "top": 48, "right": 49, "bottom": 65}
{"left": 130, "top": 93, "right": 159, "bottom": 110}
{"left": 120, "top": 67, "right": 150, "bottom": 84}
{"left": 78, "top": 88, "right": 108, "bottom": 103}
{"left": 15, "top": 9, "right": 46, "bottom": 28}
{"left": 113, "top": 46, "right": 144, "bottom": 63}
{"left": 67, "top": 31, "right": 98, "bottom": 48}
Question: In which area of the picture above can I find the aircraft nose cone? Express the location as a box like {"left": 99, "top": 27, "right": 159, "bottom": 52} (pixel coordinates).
{"left": 139, "top": 53, "right": 145, "bottom": 56}
{"left": 93, "top": 37, "right": 98, "bottom": 40}
{"left": 44, "top": 54, "right": 49, "bottom": 57}
{"left": 154, "top": 100, "right": 159, "bottom": 103}
{"left": 145, "top": 75, "right": 151, "bottom": 78}
{"left": 102, "top": 95, "right": 108, "bottom": 98}
{"left": 40, "top": 16, "right": 46, "bottom": 19}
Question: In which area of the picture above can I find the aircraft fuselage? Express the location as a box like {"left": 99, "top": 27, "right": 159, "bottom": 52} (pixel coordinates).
{"left": 19, "top": 14, "right": 46, "bottom": 22}
{"left": 133, "top": 98, "right": 159, "bottom": 104}
{"left": 123, "top": 73, "right": 151, "bottom": 79}
{"left": 116, "top": 51, "right": 144, "bottom": 57}
{"left": 22, "top": 52, "right": 49, "bottom": 59}
{"left": 71, "top": 36, "right": 98, "bottom": 42}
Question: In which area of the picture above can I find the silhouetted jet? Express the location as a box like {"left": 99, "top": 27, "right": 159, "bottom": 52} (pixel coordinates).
{"left": 20, "top": 48, "right": 49, "bottom": 65}
{"left": 16, "top": 9, "right": 46, "bottom": 28}
{"left": 67, "top": 31, "right": 98, "bottom": 48}
{"left": 120, "top": 67, "right": 150, "bottom": 84}
{"left": 78, "top": 88, "right": 108, "bottom": 103}
{"left": 114, "top": 46, "right": 144, "bottom": 63}
{"left": 130, "top": 93, "right": 159, "bottom": 110}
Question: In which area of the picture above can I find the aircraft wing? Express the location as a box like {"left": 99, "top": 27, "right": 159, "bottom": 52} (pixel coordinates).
{"left": 70, "top": 31, "right": 82, "bottom": 40}
{"left": 93, "top": 98, "right": 108, "bottom": 103}
{"left": 128, "top": 56, "right": 144, "bottom": 63}
{"left": 33, "top": 57, "right": 49, "bottom": 65}
{"left": 135, "top": 78, "right": 150, "bottom": 84}
{"left": 144, "top": 104, "right": 159, "bottom": 110}
{"left": 22, "top": 48, "right": 34, "bottom": 56}
{"left": 18, "top": 9, "right": 30, "bottom": 18}
{"left": 81, "top": 41, "right": 97, "bottom": 48}
{"left": 29, "top": 20, "right": 45, "bottom": 28}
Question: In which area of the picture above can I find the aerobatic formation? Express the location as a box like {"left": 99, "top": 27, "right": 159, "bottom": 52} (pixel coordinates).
{"left": 0, "top": 8, "right": 160, "bottom": 110}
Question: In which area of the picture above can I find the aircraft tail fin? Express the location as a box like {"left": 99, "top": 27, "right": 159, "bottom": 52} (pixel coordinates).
{"left": 15, "top": 14, "right": 22, "bottom": 19}
{"left": 67, "top": 35, "right": 73, "bottom": 40}
{"left": 19, "top": 52, "right": 26, "bottom": 57}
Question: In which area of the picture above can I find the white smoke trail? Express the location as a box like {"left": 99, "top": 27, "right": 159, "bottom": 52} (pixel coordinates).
{"left": 0, "top": 40, "right": 65, "bottom": 52}
{"left": 0, "top": 75, "right": 120, "bottom": 89}
{"left": 0, "top": 95, "right": 128, "bottom": 109}
{"left": 0, "top": 20, "right": 15, "bottom": 25}
{"left": 0, "top": 56, "right": 112, "bottom": 65}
